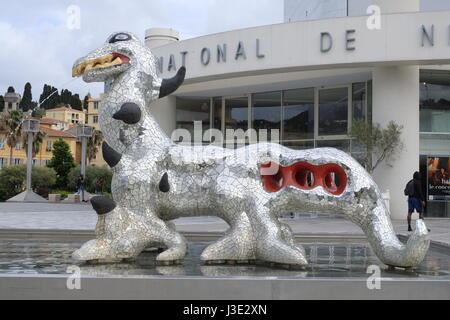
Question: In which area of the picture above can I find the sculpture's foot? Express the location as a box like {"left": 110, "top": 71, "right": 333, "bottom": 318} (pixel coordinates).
{"left": 256, "top": 238, "right": 308, "bottom": 266}
{"left": 156, "top": 244, "right": 186, "bottom": 262}
{"left": 72, "top": 239, "right": 137, "bottom": 263}
{"left": 200, "top": 213, "right": 256, "bottom": 263}
{"left": 280, "top": 221, "right": 306, "bottom": 256}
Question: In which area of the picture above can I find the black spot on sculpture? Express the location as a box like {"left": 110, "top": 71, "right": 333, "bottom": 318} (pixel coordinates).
{"left": 91, "top": 196, "right": 117, "bottom": 215}
{"left": 159, "top": 173, "right": 170, "bottom": 193}
{"left": 102, "top": 142, "right": 122, "bottom": 168}
{"left": 113, "top": 102, "right": 142, "bottom": 124}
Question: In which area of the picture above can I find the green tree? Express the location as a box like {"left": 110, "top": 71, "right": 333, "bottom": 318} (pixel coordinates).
{"left": 0, "top": 165, "right": 26, "bottom": 201}
{"left": 31, "top": 108, "right": 46, "bottom": 119}
{"left": 71, "top": 93, "right": 82, "bottom": 110}
{"left": 1, "top": 110, "right": 24, "bottom": 166}
{"left": 19, "top": 82, "right": 33, "bottom": 112}
{"left": 48, "top": 139, "right": 75, "bottom": 187}
{"left": 83, "top": 94, "right": 90, "bottom": 110}
{"left": 39, "top": 84, "right": 59, "bottom": 109}
{"left": 87, "top": 130, "right": 104, "bottom": 163}
{"left": 0, "top": 95, "right": 4, "bottom": 112}
{"left": 23, "top": 131, "right": 46, "bottom": 158}
{"left": 349, "top": 120, "right": 404, "bottom": 174}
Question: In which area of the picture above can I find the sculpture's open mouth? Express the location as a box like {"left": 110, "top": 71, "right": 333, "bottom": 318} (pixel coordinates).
{"left": 260, "top": 161, "right": 347, "bottom": 195}
{"left": 72, "top": 53, "right": 130, "bottom": 77}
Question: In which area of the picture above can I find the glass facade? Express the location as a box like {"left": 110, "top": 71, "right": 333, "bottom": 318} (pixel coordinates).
{"left": 176, "top": 82, "right": 369, "bottom": 155}
{"left": 252, "top": 91, "right": 281, "bottom": 141}
{"left": 419, "top": 77, "right": 450, "bottom": 217}
{"left": 318, "top": 87, "right": 349, "bottom": 136}
{"left": 283, "top": 88, "right": 314, "bottom": 141}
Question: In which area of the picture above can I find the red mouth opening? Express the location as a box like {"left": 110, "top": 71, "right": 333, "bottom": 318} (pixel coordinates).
{"left": 112, "top": 53, "right": 130, "bottom": 64}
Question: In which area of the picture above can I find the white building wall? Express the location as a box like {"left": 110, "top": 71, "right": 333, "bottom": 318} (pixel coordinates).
{"left": 372, "top": 66, "right": 420, "bottom": 220}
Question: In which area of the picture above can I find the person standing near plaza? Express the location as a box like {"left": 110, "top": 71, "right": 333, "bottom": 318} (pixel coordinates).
{"left": 404, "top": 171, "right": 426, "bottom": 232}
{"left": 96, "top": 177, "right": 104, "bottom": 196}
{"left": 77, "top": 174, "right": 86, "bottom": 202}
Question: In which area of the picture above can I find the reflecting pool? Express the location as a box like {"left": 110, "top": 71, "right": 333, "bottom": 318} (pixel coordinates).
{"left": 0, "top": 239, "right": 448, "bottom": 278}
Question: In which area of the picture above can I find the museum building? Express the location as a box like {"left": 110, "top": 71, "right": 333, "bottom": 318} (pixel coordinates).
{"left": 146, "top": 0, "right": 450, "bottom": 219}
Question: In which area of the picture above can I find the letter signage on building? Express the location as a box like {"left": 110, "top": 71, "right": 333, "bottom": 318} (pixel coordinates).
{"left": 427, "top": 157, "right": 450, "bottom": 201}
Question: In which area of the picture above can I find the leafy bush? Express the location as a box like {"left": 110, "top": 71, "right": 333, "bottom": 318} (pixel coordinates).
{"left": 0, "top": 165, "right": 26, "bottom": 201}
{"left": 0, "top": 165, "right": 57, "bottom": 201}
{"left": 32, "top": 166, "right": 57, "bottom": 197}
{"left": 67, "top": 165, "right": 112, "bottom": 193}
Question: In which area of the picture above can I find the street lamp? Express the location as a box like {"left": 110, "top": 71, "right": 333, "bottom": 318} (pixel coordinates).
{"left": 76, "top": 124, "right": 93, "bottom": 179}
{"left": 7, "top": 118, "right": 47, "bottom": 202}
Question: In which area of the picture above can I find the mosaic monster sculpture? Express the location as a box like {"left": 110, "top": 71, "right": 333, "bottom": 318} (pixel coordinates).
{"left": 72, "top": 32, "right": 429, "bottom": 268}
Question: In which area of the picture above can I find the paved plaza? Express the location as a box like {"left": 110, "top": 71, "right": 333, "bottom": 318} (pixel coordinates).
{"left": 0, "top": 202, "right": 449, "bottom": 248}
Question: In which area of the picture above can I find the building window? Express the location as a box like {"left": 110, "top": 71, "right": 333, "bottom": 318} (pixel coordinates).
{"left": 318, "top": 87, "right": 349, "bottom": 136}
{"left": 14, "top": 158, "right": 22, "bottom": 165}
{"left": 283, "top": 88, "right": 315, "bottom": 141}
{"left": 0, "top": 138, "right": 5, "bottom": 149}
{"left": 93, "top": 116, "right": 99, "bottom": 123}
{"left": 8, "top": 102, "right": 12, "bottom": 109}
{"left": 352, "top": 83, "right": 366, "bottom": 122}
{"left": 15, "top": 143, "right": 22, "bottom": 150}
{"left": 420, "top": 83, "right": 450, "bottom": 133}
{"left": 94, "top": 102, "right": 99, "bottom": 109}
{"left": 46, "top": 141, "right": 52, "bottom": 152}
{"left": 224, "top": 96, "right": 248, "bottom": 132}
{"left": 419, "top": 72, "right": 450, "bottom": 218}
{"left": 175, "top": 97, "right": 211, "bottom": 144}
{"left": 252, "top": 91, "right": 281, "bottom": 141}
{"left": 212, "top": 98, "right": 222, "bottom": 131}
{"left": 0, "top": 158, "right": 6, "bottom": 168}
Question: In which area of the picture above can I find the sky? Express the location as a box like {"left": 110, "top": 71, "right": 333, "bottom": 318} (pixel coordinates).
{"left": 0, "top": 0, "right": 284, "bottom": 103}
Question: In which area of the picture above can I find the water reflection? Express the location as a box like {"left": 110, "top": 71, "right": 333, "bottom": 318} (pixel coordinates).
{"left": 0, "top": 240, "right": 448, "bottom": 279}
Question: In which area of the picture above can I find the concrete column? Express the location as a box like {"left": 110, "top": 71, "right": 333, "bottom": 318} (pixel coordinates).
{"left": 145, "top": 28, "right": 179, "bottom": 49}
{"left": 145, "top": 28, "right": 179, "bottom": 138}
{"left": 372, "top": 0, "right": 419, "bottom": 13}
{"left": 150, "top": 96, "right": 177, "bottom": 138}
{"left": 372, "top": 66, "right": 420, "bottom": 220}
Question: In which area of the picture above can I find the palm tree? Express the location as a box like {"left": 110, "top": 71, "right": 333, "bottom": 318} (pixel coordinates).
{"left": 1, "top": 110, "right": 24, "bottom": 166}
{"left": 23, "top": 130, "right": 46, "bottom": 158}
{"left": 87, "top": 130, "right": 103, "bottom": 163}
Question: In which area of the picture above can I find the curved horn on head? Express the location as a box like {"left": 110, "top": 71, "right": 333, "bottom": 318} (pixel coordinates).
{"left": 159, "top": 66, "right": 186, "bottom": 99}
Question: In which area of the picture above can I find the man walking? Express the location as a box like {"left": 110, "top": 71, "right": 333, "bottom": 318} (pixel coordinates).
{"left": 405, "top": 171, "right": 426, "bottom": 232}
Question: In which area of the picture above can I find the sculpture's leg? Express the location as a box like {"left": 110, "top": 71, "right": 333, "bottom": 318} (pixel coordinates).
{"left": 279, "top": 221, "right": 306, "bottom": 257}
{"left": 247, "top": 202, "right": 308, "bottom": 266}
{"left": 73, "top": 205, "right": 155, "bottom": 262}
{"left": 145, "top": 218, "right": 187, "bottom": 264}
{"left": 72, "top": 197, "right": 186, "bottom": 264}
{"left": 201, "top": 212, "right": 256, "bottom": 263}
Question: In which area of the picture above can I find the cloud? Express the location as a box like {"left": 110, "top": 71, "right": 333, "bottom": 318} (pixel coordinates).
{"left": 0, "top": 0, "right": 283, "bottom": 101}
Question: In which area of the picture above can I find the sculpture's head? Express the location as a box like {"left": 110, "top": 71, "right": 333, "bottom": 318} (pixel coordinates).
{"left": 72, "top": 31, "right": 186, "bottom": 99}
{"left": 72, "top": 31, "right": 154, "bottom": 82}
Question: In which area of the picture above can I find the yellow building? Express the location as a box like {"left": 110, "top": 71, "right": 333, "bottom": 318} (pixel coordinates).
{"left": 46, "top": 106, "right": 86, "bottom": 125}
{"left": 0, "top": 120, "right": 78, "bottom": 168}
{"left": 84, "top": 94, "right": 106, "bottom": 167}
{"left": 85, "top": 94, "right": 104, "bottom": 131}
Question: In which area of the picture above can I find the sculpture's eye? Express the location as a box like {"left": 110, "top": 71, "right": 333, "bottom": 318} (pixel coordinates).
{"left": 109, "top": 33, "right": 132, "bottom": 44}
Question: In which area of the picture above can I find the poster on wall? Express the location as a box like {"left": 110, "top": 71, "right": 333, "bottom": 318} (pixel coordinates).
{"left": 427, "top": 157, "right": 450, "bottom": 201}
